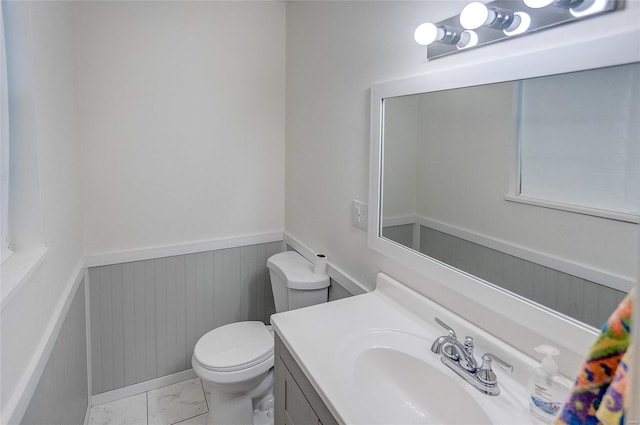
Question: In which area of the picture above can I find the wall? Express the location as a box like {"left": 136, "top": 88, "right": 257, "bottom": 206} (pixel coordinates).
{"left": 76, "top": 1, "right": 286, "bottom": 256}
{"left": 1, "top": 1, "right": 85, "bottom": 423}
{"left": 88, "top": 242, "right": 282, "bottom": 395}
{"left": 21, "top": 282, "right": 88, "bottom": 425}
{"left": 88, "top": 241, "right": 353, "bottom": 396}
{"left": 284, "top": 0, "right": 640, "bottom": 376}
{"left": 4, "top": 2, "right": 286, "bottom": 420}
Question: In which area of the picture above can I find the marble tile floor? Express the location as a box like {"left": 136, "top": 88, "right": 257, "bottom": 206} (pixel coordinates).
{"left": 88, "top": 377, "right": 211, "bottom": 425}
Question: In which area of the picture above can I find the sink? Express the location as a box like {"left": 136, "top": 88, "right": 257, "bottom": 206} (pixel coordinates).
{"left": 335, "top": 330, "right": 492, "bottom": 424}
{"left": 272, "top": 273, "right": 536, "bottom": 425}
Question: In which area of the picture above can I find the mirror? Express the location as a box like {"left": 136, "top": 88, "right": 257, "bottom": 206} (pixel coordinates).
{"left": 376, "top": 62, "right": 639, "bottom": 329}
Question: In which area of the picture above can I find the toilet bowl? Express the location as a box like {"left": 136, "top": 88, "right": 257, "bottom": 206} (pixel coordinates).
{"left": 192, "top": 251, "right": 330, "bottom": 425}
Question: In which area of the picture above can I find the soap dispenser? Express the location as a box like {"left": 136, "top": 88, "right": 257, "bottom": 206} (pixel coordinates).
{"left": 528, "top": 345, "right": 569, "bottom": 424}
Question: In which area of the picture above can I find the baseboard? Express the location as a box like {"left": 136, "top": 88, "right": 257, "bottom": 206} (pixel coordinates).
{"left": 83, "top": 402, "right": 91, "bottom": 425}
{"left": 282, "top": 233, "right": 369, "bottom": 296}
{"left": 84, "top": 232, "right": 284, "bottom": 268}
{"left": 90, "top": 369, "right": 198, "bottom": 407}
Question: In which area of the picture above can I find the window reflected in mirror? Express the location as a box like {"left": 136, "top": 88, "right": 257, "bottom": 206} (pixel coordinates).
{"left": 380, "top": 62, "right": 639, "bottom": 328}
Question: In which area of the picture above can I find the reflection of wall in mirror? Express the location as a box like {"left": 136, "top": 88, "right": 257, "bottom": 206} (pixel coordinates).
{"left": 381, "top": 78, "right": 637, "bottom": 327}
{"left": 382, "top": 95, "right": 419, "bottom": 221}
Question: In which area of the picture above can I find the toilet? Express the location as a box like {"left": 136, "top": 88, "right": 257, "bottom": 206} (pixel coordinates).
{"left": 192, "top": 251, "right": 330, "bottom": 425}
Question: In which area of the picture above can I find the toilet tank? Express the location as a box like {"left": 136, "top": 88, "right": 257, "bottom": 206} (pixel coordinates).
{"left": 266, "top": 251, "right": 330, "bottom": 313}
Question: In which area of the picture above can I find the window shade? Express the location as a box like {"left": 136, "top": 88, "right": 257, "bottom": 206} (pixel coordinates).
{"left": 518, "top": 63, "right": 640, "bottom": 216}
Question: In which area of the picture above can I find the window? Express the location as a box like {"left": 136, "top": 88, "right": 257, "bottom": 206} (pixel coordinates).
{"left": 512, "top": 62, "right": 640, "bottom": 222}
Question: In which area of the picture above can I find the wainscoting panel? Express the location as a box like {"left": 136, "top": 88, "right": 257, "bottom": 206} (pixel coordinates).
{"left": 88, "top": 241, "right": 284, "bottom": 395}
{"left": 328, "top": 279, "right": 353, "bottom": 302}
{"left": 381, "top": 224, "right": 414, "bottom": 250}
{"left": 416, "top": 225, "right": 626, "bottom": 328}
{"left": 21, "top": 281, "right": 88, "bottom": 425}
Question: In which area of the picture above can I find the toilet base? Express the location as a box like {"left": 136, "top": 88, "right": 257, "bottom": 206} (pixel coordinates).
{"left": 253, "top": 393, "right": 274, "bottom": 425}
{"left": 205, "top": 390, "right": 274, "bottom": 425}
{"left": 205, "top": 370, "right": 274, "bottom": 425}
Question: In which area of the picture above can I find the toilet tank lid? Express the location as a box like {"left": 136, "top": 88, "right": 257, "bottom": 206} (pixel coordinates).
{"left": 267, "top": 251, "right": 330, "bottom": 290}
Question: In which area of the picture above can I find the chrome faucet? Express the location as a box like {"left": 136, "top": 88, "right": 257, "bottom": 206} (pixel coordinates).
{"left": 432, "top": 334, "right": 479, "bottom": 372}
{"left": 430, "top": 317, "right": 513, "bottom": 396}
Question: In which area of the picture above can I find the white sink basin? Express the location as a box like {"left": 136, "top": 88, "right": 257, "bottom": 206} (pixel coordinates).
{"left": 339, "top": 330, "right": 491, "bottom": 424}
{"left": 272, "top": 273, "right": 539, "bottom": 425}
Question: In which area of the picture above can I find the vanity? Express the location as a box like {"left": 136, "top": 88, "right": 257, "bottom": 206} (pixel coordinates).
{"left": 271, "top": 273, "right": 542, "bottom": 425}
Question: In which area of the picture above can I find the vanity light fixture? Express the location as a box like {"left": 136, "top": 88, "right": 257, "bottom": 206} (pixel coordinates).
{"left": 460, "top": 2, "right": 514, "bottom": 30}
{"left": 567, "top": 0, "right": 612, "bottom": 17}
{"left": 522, "top": 0, "right": 555, "bottom": 7}
{"left": 414, "top": 23, "right": 462, "bottom": 46}
{"left": 459, "top": 2, "right": 532, "bottom": 36}
{"left": 523, "top": 0, "right": 611, "bottom": 17}
{"left": 416, "top": 0, "right": 618, "bottom": 59}
{"left": 503, "top": 12, "right": 532, "bottom": 36}
{"left": 457, "top": 30, "right": 479, "bottom": 49}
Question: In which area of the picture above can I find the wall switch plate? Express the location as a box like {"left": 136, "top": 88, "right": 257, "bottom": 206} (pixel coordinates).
{"left": 351, "top": 199, "right": 368, "bottom": 231}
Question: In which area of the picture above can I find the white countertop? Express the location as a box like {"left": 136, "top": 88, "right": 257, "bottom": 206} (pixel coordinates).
{"left": 271, "top": 273, "right": 556, "bottom": 425}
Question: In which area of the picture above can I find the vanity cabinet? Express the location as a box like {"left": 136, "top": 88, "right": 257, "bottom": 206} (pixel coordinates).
{"left": 274, "top": 334, "right": 339, "bottom": 425}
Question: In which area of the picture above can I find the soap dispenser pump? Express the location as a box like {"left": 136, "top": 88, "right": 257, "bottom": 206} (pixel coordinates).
{"left": 528, "top": 345, "right": 567, "bottom": 424}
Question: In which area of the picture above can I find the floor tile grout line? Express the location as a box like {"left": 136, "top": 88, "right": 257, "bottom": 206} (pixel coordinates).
{"left": 169, "top": 412, "right": 207, "bottom": 425}
{"left": 90, "top": 378, "right": 208, "bottom": 425}
{"left": 199, "top": 378, "right": 209, "bottom": 412}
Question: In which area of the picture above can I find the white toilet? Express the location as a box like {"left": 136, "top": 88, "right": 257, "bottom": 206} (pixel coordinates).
{"left": 192, "top": 251, "right": 330, "bottom": 425}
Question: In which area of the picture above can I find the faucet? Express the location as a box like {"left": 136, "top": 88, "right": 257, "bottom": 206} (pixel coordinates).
{"left": 432, "top": 334, "right": 479, "bottom": 372}
{"left": 430, "top": 317, "right": 513, "bottom": 396}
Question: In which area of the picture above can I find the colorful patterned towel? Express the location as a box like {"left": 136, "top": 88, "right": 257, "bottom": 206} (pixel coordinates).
{"left": 555, "top": 289, "right": 634, "bottom": 425}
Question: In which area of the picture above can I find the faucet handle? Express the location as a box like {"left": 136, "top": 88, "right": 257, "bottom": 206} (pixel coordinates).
{"left": 484, "top": 353, "right": 513, "bottom": 372}
{"left": 463, "top": 336, "right": 474, "bottom": 355}
{"left": 476, "top": 353, "right": 514, "bottom": 385}
{"left": 435, "top": 317, "right": 457, "bottom": 338}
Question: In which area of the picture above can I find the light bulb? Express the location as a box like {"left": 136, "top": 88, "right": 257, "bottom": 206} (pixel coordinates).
{"left": 460, "top": 2, "right": 493, "bottom": 30}
{"left": 457, "top": 30, "right": 479, "bottom": 49}
{"left": 414, "top": 23, "right": 442, "bottom": 46}
{"left": 523, "top": 0, "right": 554, "bottom": 8}
{"left": 570, "top": 0, "right": 609, "bottom": 17}
{"left": 503, "top": 12, "right": 531, "bottom": 36}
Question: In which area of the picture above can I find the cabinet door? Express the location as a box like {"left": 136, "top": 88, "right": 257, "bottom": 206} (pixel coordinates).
{"left": 274, "top": 335, "right": 338, "bottom": 425}
{"left": 284, "top": 368, "right": 320, "bottom": 425}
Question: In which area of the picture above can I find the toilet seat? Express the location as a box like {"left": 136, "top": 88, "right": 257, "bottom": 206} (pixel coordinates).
{"left": 193, "top": 321, "right": 274, "bottom": 382}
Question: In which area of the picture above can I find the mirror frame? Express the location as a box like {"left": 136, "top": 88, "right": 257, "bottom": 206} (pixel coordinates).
{"left": 368, "top": 28, "right": 640, "bottom": 353}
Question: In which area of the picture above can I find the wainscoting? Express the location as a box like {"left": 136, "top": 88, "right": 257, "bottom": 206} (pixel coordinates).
{"left": 383, "top": 224, "right": 626, "bottom": 328}
{"left": 88, "top": 241, "right": 284, "bottom": 395}
{"left": 21, "top": 280, "right": 88, "bottom": 425}
{"left": 14, "top": 235, "right": 358, "bottom": 422}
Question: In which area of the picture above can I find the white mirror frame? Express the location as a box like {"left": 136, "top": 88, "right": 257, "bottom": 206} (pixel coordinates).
{"left": 368, "top": 28, "right": 639, "bottom": 363}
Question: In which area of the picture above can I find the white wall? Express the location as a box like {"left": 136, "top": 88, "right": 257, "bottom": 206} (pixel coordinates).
{"left": 381, "top": 95, "right": 418, "bottom": 221}
{"left": 3, "top": 2, "right": 286, "bottom": 420}
{"left": 286, "top": 1, "right": 465, "bottom": 283}
{"left": 77, "top": 1, "right": 286, "bottom": 256}
{"left": 1, "top": 1, "right": 84, "bottom": 421}
{"left": 285, "top": 0, "right": 640, "bottom": 374}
